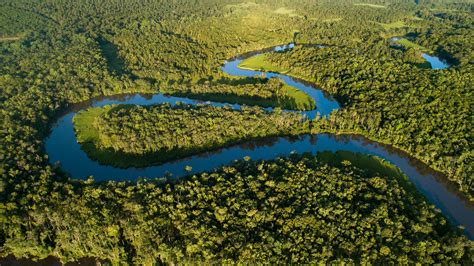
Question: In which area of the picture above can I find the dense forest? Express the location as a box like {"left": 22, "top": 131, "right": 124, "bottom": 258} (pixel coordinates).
{"left": 0, "top": 0, "right": 473, "bottom": 264}
{"left": 2, "top": 153, "right": 473, "bottom": 264}
{"left": 165, "top": 77, "right": 316, "bottom": 111}
{"left": 241, "top": 40, "right": 473, "bottom": 198}
{"left": 74, "top": 103, "right": 307, "bottom": 168}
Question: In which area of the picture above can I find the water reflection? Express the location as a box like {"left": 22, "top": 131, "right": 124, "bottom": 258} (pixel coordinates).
{"left": 389, "top": 37, "right": 450, "bottom": 69}
{"left": 44, "top": 44, "right": 472, "bottom": 239}
{"left": 422, "top": 53, "right": 450, "bottom": 69}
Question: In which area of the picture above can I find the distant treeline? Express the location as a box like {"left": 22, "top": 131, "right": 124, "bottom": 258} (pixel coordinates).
{"left": 1, "top": 0, "right": 472, "bottom": 263}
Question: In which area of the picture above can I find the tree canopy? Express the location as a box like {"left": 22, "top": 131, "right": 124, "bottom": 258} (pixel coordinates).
{"left": 0, "top": 0, "right": 473, "bottom": 263}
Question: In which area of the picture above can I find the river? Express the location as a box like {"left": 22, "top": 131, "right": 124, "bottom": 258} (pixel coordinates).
{"left": 44, "top": 44, "right": 472, "bottom": 241}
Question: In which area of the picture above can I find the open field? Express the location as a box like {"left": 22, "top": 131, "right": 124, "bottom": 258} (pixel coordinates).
{"left": 353, "top": 3, "right": 386, "bottom": 8}
{"left": 225, "top": 2, "right": 259, "bottom": 10}
{"left": 279, "top": 85, "right": 315, "bottom": 110}
{"left": 238, "top": 54, "right": 288, "bottom": 73}
{"left": 237, "top": 55, "right": 315, "bottom": 110}
{"left": 0, "top": 36, "right": 21, "bottom": 42}
{"left": 273, "top": 7, "right": 300, "bottom": 17}
{"left": 396, "top": 38, "right": 430, "bottom": 52}
{"left": 73, "top": 106, "right": 109, "bottom": 143}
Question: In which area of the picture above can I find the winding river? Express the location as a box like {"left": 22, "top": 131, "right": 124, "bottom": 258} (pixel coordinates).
{"left": 45, "top": 44, "right": 472, "bottom": 239}
{"left": 390, "top": 37, "right": 450, "bottom": 69}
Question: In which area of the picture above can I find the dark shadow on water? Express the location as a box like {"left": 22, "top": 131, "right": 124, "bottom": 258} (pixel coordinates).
{"left": 41, "top": 43, "right": 473, "bottom": 246}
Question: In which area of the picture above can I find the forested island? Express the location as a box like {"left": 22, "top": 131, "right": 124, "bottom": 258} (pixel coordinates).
{"left": 164, "top": 77, "right": 316, "bottom": 111}
{"left": 1, "top": 0, "right": 473, "bottom": 264}
{"left": 73, "top": 104, "right": 307, "bottom": 168}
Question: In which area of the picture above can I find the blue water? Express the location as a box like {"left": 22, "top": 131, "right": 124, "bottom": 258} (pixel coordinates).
{"left": 221, "top": 55, "right": 339, "bottom": 118}
{"left": 389, "top": 37, "right": 450, "bottom": 69}
{"left": 45, "top": 44, "right": 472, "bottom": 238}
{"left": 422, "top": 53, "right": 450, "bottom": 69}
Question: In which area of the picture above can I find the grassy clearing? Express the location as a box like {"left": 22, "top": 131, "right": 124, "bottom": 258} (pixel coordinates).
{"left": 279, "top": 85, "right": 315, "bottom": 110}
{"left": 273, "top": 7, "right": 300, "bottom": 18}
{"left": 320, "top": 17, "right": 343, "bottom": 23}
{"left": 238, "top": 55, "right": 315, "bottom": 110}
{"left": 411, "top": 16, "right": 423, "bottom": 21}
{"left": 353, "top": 3, "right": 386, "bottom": 8}
{"left": 0, "top": 36, "right": 21, "bottom": 42}
{"left": 74, "top": 105, "right": 156, "bottom": 168}
{"left": 225, "top": 2, "right": 259, "bottom": 9}
{"left": 238, "top": 54, "right": 288, "bottom": 73}
{"left": 396, "top": 38, "right": 430, "bottom": 52}
{"left": 237, "top": 52, "right": 323, "bottom": 88}
{"left": 73, "top": 106, "right": 108, "bottom": 143}
{"left": 73, "top": 106, "right": 136, "bottom": 168}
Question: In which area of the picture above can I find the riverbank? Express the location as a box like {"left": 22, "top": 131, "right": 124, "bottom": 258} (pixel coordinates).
{"left": 4, "top": 152, "right": 472, "bottom": 264}
{"left": 43, "top": 44, "right": 473, "bottom": 243}
{"left": 73, "top": 104, "right": 307, "bottom": 168}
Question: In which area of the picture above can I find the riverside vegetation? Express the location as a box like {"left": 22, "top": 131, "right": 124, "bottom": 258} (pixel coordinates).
{"left": 73, "top": 103, "right": 307, "bottom": 168}
{"left": 3, "top": 152, "right": 473, "bottom": 264}
{"left": 164, "top": 77, "right": 316, "bottom": 111}
{"left": 239, "top": 41, "right": 473, "bottom": 199}
{"left": 1, "top": 0, "right": 473, "bottom": 264}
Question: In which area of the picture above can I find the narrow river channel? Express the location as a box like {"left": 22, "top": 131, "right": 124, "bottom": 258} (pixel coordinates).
{"left": 45, "top": 44, "right": 472, "bottom": 239}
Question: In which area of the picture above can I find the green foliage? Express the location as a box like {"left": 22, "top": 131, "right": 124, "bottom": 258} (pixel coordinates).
{"left": 165, "top": 77, "right": 315, "bottom": 111}
{"left": 2, "top": 154, "right": 472, "bottom": 264}
{"left": 396, "top": 37, "right": 430, "bottom": 52}
{"left": 239, "top": 54, "right": 288, "bottom": 73}
{"left": 245, "top": 38, "right": 473, "bottom": 198}
{"left": 317, "top": 151, "right": 406, "bottom": 180}
{"left": 0, "top": 4, "right": 52, "bottom": 38}
{"left": 73, "top": 104, "right": 308, "bottom": 168}
{"left": 378, "top": 21, "right": 408, "bottom": 30}
{"left": 0, "top": 0, "right": 473, "bottom": 263}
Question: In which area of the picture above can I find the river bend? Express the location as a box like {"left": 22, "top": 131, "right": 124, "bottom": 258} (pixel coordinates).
{"left": 45, "top": 44, "right": 473, "bottom": 238}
